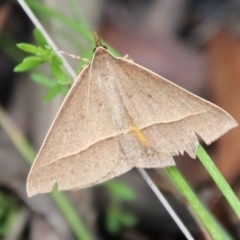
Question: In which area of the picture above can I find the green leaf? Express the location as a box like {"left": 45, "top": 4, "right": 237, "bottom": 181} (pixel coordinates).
{"left": 14, "top": 56, "right": 45, "bottom": 72}
{"left": 44, "top": 84, "right": 64, "bottom": 102}
{"left": 31, "top": 73, "right": 56, "bottom": 88}
{"left": 51, "top": 55, "right": 63, "bottom": 66}
{"left": 27, "top": 1, "right": 93, "bottom": 42}
{"left": 51, "top": 63, "right": 67, "bottom": 84}
{"left": 105, "top": 181, "right": 135, "bottom": 201}
{"left": 106, "top": 210, "right": 121, "bottom": 234}
{"left": 33, "top": 28, "right": 47, "bottom": 47}
{"left": 16, "top": 43, "right": 40, "bottom": 54}
{"left": 119, "top": 212, "right": 138, "bottom": 227}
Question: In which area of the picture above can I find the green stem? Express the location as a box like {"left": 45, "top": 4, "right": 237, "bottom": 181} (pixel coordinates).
{"left": 0, "top": 105, "right": 94, "bottom": 240}
{"left": 51, "top": 189, "right": 94, "bottom": 240}
{"left": 197, "top": 145, "right": 240, "bottom": 219}
{"left": 166, "top": 166, "right": 224, "bottom": 240}
{"left": 0, "top": 105, "right": 35, "bottom": 165}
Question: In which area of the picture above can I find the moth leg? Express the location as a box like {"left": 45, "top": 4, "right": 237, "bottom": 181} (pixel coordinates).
{"left": 122, "top": 54, "right": 134, "bottom": 62}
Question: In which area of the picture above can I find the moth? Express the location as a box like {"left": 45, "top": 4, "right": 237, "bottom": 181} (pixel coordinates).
{"left": 27, "top": 33, "right": 237, "bottom": 197}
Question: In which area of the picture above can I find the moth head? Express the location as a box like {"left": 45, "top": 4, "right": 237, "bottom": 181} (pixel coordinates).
{"left": 93, "top": 31, "right": 107, "bottom": 52}
{"left": 93, "top": 45, "right": 107, "bottom": 53}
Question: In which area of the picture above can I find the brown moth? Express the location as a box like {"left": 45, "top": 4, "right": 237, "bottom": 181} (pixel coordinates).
{"left": 27, "top": 33, "right": 238, "bottom": 197}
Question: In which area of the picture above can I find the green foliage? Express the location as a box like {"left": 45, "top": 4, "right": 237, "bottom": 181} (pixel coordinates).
{"left": 31, "top": 73, "right": 56, "bottom": 88}
{"left": 104, "top": 181, "right": 138, "bottom": 234}
{"left": 105, "top": 181, "right": 135, "bottom": 201}
{"left": 197, "top": 146, "right": 240, "bottom": 220}
{"left": 50, "top": 63, "right": 68, "bottom": 84}
{"left": 25, "top": 0, "right": 93, "bottom": 43}
{"left": 34, "top": 28, "right": 48, "bottom": 47}
{"left": 14, "top": 29, "right": 66, "bottom": 75}
{"left": 31, "top": 73, "right": 69, "bottom": 102}
{"left": 15, "top": 27, "right": 71, "bottom": 101}
{"left": 0, "top": 192, "right": 18, "bottom": 238}
{"left": 14, "top": 56, "right": 45, "bottom": 72}
{"left": 106, "top": 209, "right": 138, "bottom": 234}
{"left": 16, "top": 43, "right": 42, "bottom": 55}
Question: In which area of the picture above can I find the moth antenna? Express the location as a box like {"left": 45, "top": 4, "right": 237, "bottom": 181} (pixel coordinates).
{"left": 86, "top": 62, "right": 93, "bottom": 114}
{"left": 45, "top": 45, "right": 91, "bottom": 63}
{"left": 93, "top": 32, "right": 108, "bottom": 51}
{"left": 93, "top": 31, "right": 103, "bottom": 47}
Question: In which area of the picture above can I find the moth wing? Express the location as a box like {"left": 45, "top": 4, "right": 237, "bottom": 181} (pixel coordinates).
{"left": 78, "top": 134, "right": 175, "bottom": 188}
{"left": 110, "top": 56, "right": 238, "bottom": 167}
{"left": 27, "top": 66, "right": 124, "bottom": 196}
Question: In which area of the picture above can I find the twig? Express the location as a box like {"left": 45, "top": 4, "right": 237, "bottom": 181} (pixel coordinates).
{"left": 138, "top": 168, "right": 195, "bottom": 240}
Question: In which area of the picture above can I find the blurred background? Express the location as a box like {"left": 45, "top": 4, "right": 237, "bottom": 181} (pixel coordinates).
{"left": 0, "top": 0, "right": 240, "bottom": 239}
